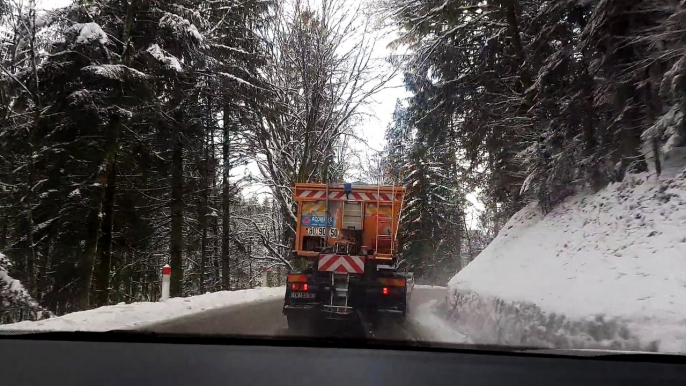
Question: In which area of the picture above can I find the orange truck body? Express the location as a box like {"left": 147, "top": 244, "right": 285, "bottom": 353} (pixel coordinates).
{"left": 293, "top": 183, "right": 405, "bottom": 260}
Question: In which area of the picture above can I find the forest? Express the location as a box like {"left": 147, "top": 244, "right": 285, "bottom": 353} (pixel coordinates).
{"left": 386, "top": 0, "right": 686, "bottom": 280}
{"left": 1, "top": 0, "right": 685, "bottom": 323}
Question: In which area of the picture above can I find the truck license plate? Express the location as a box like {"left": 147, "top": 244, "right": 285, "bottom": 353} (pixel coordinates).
{"left": 291, "top": 292, "right": 315, "bottom": 299}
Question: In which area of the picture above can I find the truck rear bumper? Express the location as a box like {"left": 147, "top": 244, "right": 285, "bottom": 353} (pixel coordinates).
{"left": 283, "top": 303, "right": 355, "bottom": 320}
{"left": 376, "top": 308, "right": 404, "bottom": 316}
{"left": 283, "top": 304, "right": 317, "bottom": 313}
{"left": 283, "top": 303, "right": 405, "bottom": 321}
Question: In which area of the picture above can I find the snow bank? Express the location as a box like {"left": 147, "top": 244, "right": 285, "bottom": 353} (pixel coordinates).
{"left": 445, "top": 172, "right": 686, "bottom": 352}
{"left": 0, "top": 287, "right": 284, "bottom": 332}
{"left": 410, "top": 300, "right": 470, "bottom": 344}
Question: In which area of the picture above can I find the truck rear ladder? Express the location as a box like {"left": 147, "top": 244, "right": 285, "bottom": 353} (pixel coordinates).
{"left": 324, "top": 273, "right": 353, "bottom": 319}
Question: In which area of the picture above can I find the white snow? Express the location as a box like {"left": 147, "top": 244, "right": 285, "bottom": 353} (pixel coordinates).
{"left": 1, "top": 254, "right": 25, "bottom": 294}
{"left": 83, "top": 64, "right": 149, "bottom": 81}
{"left": 448, "top": 172, "right": 686, "bottom": 352}
{"left": 71, "top": 22, "right": 108, "bottom": 45}
{"left": 188, "top": 24, "right": 204, "bottom": 43}
{"left": 0, "top": 286, "right": 285, "bottom": 332}
{"left": 147, "top": 44, "right": 183, "bottom": 72}
{"left": 0, "top": 269, "right": 25, "bottom": 294}
{"left": 211, "top": 44, "right": 250, "bottom": 55}
{"left": 0, "top": 253, "right": 45, "bottom": 318}
{"left": 410, "top": 300, "right": 471, "bottom": 344}
{"left": 218, "top": 72, "right": 259, "bottom": 88}
{"left": 414, "top": 285, "right": 447, "bottom": 289}
{"left": 159, "top": 13, "right": 204, "bottom": 44}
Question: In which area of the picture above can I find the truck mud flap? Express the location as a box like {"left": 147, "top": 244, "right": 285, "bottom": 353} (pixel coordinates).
{"left": 356, "top": 309, "right": 375, "bottom": 338}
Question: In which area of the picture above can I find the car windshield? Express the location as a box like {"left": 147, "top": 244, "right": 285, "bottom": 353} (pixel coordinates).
{"left": 1, "top": 0, "right": 685, "bottom": 355}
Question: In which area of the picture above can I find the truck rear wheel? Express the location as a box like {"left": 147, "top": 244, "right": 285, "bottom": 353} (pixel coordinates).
{"left": 286, "top": 314, "right": 310, "bottom": 333}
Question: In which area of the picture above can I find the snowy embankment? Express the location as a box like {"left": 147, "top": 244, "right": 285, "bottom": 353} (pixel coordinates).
{"left": 0, "top": 287, "right": 284, "bottom": 332}
{"left": 411, "top": 300, "right": 471, "bottom": 344}
{"left": 436, "top": 172, "right": 686, "bottom": 352}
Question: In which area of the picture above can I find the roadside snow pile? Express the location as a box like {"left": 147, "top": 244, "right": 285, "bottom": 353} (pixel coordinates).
{"left": 411, "top": 300, "right": 470, "bottom": 344}
{"left": 443, "top": 172, "right": 686, "bottom": 353}
{"left": 0, "top": 286, "right": 284, "bottom": 332}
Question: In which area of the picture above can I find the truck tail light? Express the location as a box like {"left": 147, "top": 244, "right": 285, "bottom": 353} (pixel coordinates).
{"left": 382, "top": 287, "right": 389, "bottom": 295}
{"left": 291, "top": 283, "right": 310, "bottom": 292}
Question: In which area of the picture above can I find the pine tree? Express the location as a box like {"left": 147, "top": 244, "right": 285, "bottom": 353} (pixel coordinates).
{"left": 0, "top": 0, "right": 277, "bottom": 317}
{"left": 383, "top": 100, "right": 412, "bottom": 185}
{"left": 386, "top": 0, "right": 686, "bottom": 223}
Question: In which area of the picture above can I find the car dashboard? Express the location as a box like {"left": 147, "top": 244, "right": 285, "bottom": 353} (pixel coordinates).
{"left": 1, "top": 332, "right": 685, "bottom": 386}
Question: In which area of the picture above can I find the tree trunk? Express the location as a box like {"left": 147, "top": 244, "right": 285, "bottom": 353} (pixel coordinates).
{"left": 80, "top": 204, "right": 102, "bottom": 309}
{"left": 212, "top": 168, "right": 221, "bottom": 292}
{"left": 454, "top": 210, "right": 463, "bottom": 274}
{"left": 652, "top": 137, "right": 662, "bottom": 176}
{"left": 221, "top": 105, "right": 231, "bottom": 290}
{"left": 78, "top": 0, "right": 136, "bottom": 307}
{"left": 84, "top": 89, "right": 122, "bottom": 307}
{"left": 213, "top": 196, "right": 221, "bottom": 292}
{"left": 248, "top": 241, "right": 253, "bottom": 289}
{"left": 0, "top": 215, "right": 7, "bottom": 251}
{"left": 581, "top": 64, "right": 600, "bottom": 186}
{"left": 35, "top": 222, "right": 56, "bottom": 303}
{"left": 94, "top": 153, "right": 117, "bottom": 306}
{"left": 198, "top": 127, "right": 210, "bottom": 294}
{"left": 170, "top": 128, "right": 184, "bottom": 297}
{"left": 110, "top": 249, "right": 123, "bottom": 304}
{"left": 575, "top": 9, "right": 603, "bottom": 191}
{"left": 24, "top": 168, "right": 37, "bottom": 297}
{"left": 462, "top": 215, "right": 473, "bottom": 262}
{"left": 617, "top": 85, "right": 648, "bottom": 179}
{"left": 25, "top": 0, "right": 40, "bottom": 298}
{"left": 123, "top": 253, "right": 133, "bottom": 301}
{"left": 499, "top": 0, "right": 531, "bottom": 93}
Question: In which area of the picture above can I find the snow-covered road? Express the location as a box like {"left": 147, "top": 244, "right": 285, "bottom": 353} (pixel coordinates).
{"left": 1, "top": 286, "right": 465, "bottom": 344}
{"left": 141, "top": 287, "right": 454, "bottom": 341}
{"left": 1, "top": 287, "right": 286, "bottom": 332}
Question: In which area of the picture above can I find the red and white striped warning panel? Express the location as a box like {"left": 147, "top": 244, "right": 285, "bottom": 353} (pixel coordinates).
{"left": 318, "top": 254, "right": 366, "bottom": 274}
{"left": 297, "top": 190, "right": 396, "bottom": 202}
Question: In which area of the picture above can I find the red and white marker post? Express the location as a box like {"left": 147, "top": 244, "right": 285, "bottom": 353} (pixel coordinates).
{"left": 161, "top": 264, "right": 171, "bottom": 301}
{"left": 262, "top": 267, "right": 268, "bottom": 287}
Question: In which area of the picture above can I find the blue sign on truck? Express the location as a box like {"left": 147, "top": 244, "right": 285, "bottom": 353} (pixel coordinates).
{"left": 301, "top": 216, "right": 334, "bottom": 227}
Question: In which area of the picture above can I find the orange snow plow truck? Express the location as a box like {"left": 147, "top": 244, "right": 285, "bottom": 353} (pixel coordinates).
{"left": 283, "top": 182, "right": 412, "bottom": 332}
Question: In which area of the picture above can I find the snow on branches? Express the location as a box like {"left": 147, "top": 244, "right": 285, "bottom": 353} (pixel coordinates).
{"left": 82, "top": 64, "right": 150, "bottom": 81}
{"left": 0, "top": 254, "right": 49, "bottom": 324}
{"left": 146, "top": 44, "right": 183, "bottom": 72}
{"left": 69, "top": 22, "right": 109, "bottom": 45}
